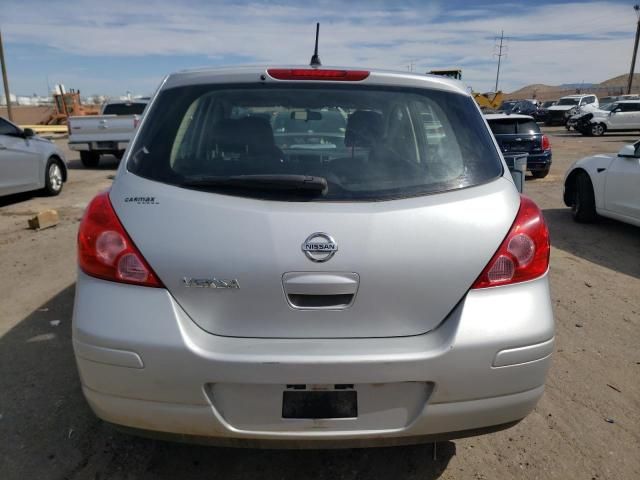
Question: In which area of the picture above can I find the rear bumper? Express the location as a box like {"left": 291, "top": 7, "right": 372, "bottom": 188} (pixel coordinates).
{"left": 68, "top": 141, "right": 128, "bottom": 152}
{"left": 73, "top": 271, "right": 554, "bottom": 444}
{"left": 527, "top": 152, "right": 552, "bottom": 172}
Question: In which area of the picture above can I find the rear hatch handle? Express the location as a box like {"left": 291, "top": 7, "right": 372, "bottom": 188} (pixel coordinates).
{"left": 282, "top": 272, "right": 359, "bottom": 310}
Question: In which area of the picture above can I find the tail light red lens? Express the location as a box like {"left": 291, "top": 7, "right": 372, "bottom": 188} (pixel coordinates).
{"left": 267, "top": 69, "right": 370, "bottom": 81}
{"left": 542, "top": 134, "right": 551, "bottom": 150}
{"left": 472, "top": 196, "right": 550, "bottom": 289}
{"left": 78, "top": 191, "right": 163, "bottom": 287}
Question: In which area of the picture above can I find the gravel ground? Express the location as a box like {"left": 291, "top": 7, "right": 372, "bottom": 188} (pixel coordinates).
{"left": 0, "top": 128, "right": 638, "bottom": 480}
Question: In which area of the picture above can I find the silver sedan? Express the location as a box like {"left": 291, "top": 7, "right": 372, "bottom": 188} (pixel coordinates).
{"left": 0, "top": 117, "right": 67, "bottom": 197}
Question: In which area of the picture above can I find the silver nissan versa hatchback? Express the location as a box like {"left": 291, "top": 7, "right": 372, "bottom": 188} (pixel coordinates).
{"left": 73, "top": 66, "right": 554, "bottom": 447}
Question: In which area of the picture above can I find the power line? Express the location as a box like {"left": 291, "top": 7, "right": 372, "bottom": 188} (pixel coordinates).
{"left": 627, "top": 5, "right": 640, "bottom": 94}
{"left": 494, "top": 30, "right": 507, "bottom": 92}
{"left": 0, "top": 29, "right": 13, "bottom": 121}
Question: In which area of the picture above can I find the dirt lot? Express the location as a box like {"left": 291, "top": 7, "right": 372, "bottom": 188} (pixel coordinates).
{"left": 0, "top": 129, "right": 638, "bottom": 480}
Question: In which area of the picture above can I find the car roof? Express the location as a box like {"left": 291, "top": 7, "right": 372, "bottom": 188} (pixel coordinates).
{"left": 162, "top": 65, "right": 470, "bottom": 96}
{"left": 104, "top": 99, "right": 149, "bottom": 105}
{"left": 615, "top": 99, "right": 640, "bottom": 103}
{"left": 484, "top": 113, "right": 535, "bottom": 121}
{"left": 561, "top": 94, "right": 595, "bottom": 99}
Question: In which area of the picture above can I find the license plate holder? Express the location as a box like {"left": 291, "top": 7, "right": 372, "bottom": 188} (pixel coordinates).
{"left": 282, "top": 390, "right": 357, "bottom": 419}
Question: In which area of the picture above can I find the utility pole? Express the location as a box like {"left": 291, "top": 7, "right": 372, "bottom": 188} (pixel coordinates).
{"left": 627, "top": 5, "right": 640, "bottom": 94}
{"left": 494, "top": 30, "right": 506, "bottom": 93}
{"left": 0, "top": 29, "right": 13, "bottom": 121}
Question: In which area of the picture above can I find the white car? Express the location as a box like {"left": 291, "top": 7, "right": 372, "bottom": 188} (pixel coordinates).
{"left": 564, "top": 141, "right": 640, "bottom": 226}
{"left": 586, "top": 100, "right": 640, "bottom": 136}
{"left": 546, "top": 94, "right": 599, "bottom": 126}
{"left": 0, "top": 116, "right": 67, "bottom": 197}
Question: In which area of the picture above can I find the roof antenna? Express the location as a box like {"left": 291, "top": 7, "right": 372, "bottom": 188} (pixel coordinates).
{"left": 310, "top": 23, "right": 321, "bottom": 67}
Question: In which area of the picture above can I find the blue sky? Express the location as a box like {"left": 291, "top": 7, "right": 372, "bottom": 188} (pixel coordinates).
{"left": 2, "top": 0, "right": 637, "bottom": 97}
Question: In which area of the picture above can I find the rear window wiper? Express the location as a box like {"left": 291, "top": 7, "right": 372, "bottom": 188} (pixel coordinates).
{"left": 180, "top": 174, "right": 328, "bottom": 195}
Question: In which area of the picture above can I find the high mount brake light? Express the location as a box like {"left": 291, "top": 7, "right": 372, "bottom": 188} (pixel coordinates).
{"left": 472, "top": 195, "right": 550, "bottom": 289}
{"left": 267, "top": 69, "right": 370, "bottom": 81}
{"left": 78, "top": 191, "right": 163, "bottom": 288}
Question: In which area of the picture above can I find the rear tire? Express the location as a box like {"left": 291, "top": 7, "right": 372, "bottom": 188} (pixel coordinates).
{"left": 114, "top": 150, "right": 125, "bottom": 160}
{"left": 591, "top": 123, "right": 606, "bottom": 136}
{"left": 80, "top": 151, "right": 100, "bottom": 168}
{"left": 571, "top": 171, "right": 597, "bottom": 223}
{"left": 43, "top": 158, "right": 64, "bottom": 196}
{"left": 532, "top": 167, "right": 550, "bottom": 179}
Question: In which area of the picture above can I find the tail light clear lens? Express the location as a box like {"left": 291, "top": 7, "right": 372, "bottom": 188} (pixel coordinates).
{"left": 542, "top": 135, "right": 551, "bottom": 150}
{"left": 472, "top": 195, "right": 550, "bottom": 289}
{"left": 78, "top": 191, "right": 163, "bottom": 287}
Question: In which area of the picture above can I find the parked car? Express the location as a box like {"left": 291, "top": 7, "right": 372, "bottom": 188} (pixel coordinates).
{"left": 575, "top": 100, "right": 640, "bottom": 136}
{"left": 498, "top": 99, "right": 538, "bottom": 116}
{"left": 534, "top": 100, "right": 557, "bottom": 124}
{"left": 564, "top": 140, "right": 640, "bottom": 225}
{"left": 545, "top": 94, "right": 598, "bottom": 126}
{"left": 599, "top": 95, "right": 639, "bottom": 109}
{"left": 73, "top": 66, "right": 553, "bottom": 447}
{"left": 68, "top": 99, "right": 148, "bottom": 168}
{"left": 0, "top": 116, "right": 67, "bottom": 197}
{"left": 485, "top": 113, "right": 552, "bottom": 178}
{"left": 598, "top": 96, "right": 618, "bottom": 108}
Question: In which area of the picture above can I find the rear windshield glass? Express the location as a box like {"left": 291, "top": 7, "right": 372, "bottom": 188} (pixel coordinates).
{"left": 103, "top": 103, "right": 146, "bottom": 115}
{"left": 488, "top": 119, "right": 540, "bottom": 135}
{"left": 128, "top": 84, "right": 502, "bottom": 201}
{"left": 499, "top": 101, "right": 518, "bottom": 110}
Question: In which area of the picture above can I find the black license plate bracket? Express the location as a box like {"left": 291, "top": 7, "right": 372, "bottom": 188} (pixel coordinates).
{"left": 282, "top": 390, "right": 357, "bottom": 419}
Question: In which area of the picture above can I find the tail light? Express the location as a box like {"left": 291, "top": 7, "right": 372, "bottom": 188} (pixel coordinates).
{"left": 267, "top": 69, "right": 370, "bottom": 81}
{"left": 472, "top": 196, "right": 550, "bottom": 289}
{"left": 542, "top": 135, "right": 551, "bottom": 150}
{"left": 78, "top": 191, "right": 163, "bottom": 287}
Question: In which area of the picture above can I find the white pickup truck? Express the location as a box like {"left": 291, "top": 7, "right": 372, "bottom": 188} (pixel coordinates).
{"left": 68, "top": 100, "right": 148, "bottom": 167}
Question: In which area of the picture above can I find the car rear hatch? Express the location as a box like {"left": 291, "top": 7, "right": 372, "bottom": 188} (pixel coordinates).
{"left": 488, "top": 117, "right": 543, "bottom": 154}
{"left": 111, "top": 71, "right": 515, "bottom": 339}
{"left": 111, "top": 175, "right": 517, "bottom": 338}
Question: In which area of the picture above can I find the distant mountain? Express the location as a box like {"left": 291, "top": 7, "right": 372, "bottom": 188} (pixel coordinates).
{"left": 558, "top": 83, "right": 596, "bottom": 89}
{"left": 506, "top": 74, "right": 640, "bottom": 101}
{"left": 599, "top": 73, "right": 640, "bottom": 87}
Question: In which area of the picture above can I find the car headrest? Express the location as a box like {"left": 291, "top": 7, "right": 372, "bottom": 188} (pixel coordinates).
{"left": 213, "top": 116, "right": 276, "bottom": 152}
{"left": 344, "top": 110, "right": 384, "bottom": 147}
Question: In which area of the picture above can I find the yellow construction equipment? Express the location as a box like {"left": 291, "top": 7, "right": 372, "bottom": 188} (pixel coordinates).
{"left": 472, "top": 91, "right": 504, "bottom": 110}
{"left": 41, "top": 89, "right": 99, "bottom": 125}
{"left": 428, "top": 69, "right": 504, "bottom": 110}
{"left": 428, "top": 69, "right": 462, "bottom": 81}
